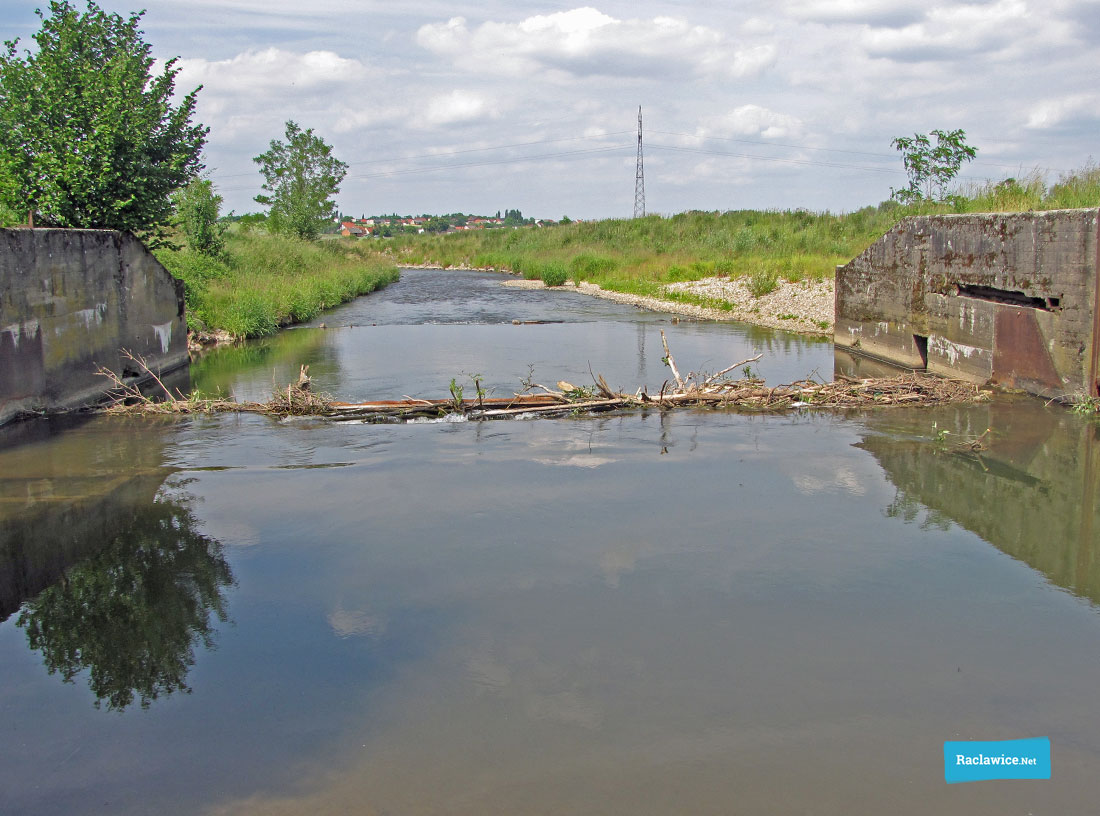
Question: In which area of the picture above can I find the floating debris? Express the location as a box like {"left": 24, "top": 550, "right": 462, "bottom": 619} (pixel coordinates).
{"left": 98, "top": 336, "right": 988, "bottom": 423}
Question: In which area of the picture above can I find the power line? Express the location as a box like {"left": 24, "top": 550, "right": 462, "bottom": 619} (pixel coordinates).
{"left": 649, "top": 129, "right": 1067, "bottom": 174}
{"left": 646, "top": 144, "right": 902, "bottom": 175}
{"left": 210, "top": 131, "right": 635, "bottom": 181}
{"left": 210, "top": 126, "right": 1067, "bottom": 199}
{"left": 649, "top": 129, "right": 898, "bottom": 162}
{"left": 213, "top": 144, "right": 634, "bottom": 192}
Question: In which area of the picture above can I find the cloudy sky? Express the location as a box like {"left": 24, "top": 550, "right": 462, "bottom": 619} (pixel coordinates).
{"left": 3, "top": 0, "right": 1097, "bottom": 219}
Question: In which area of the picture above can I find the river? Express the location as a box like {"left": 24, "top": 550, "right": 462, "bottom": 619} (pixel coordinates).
{"left": 2, "top": 268, "right": 1098, "bottom": 815}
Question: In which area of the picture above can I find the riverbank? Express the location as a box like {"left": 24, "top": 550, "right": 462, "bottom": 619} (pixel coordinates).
{"left": 156, "top": 232, "right": 399, "bottom": 340}
{"left": 503, "top": 275, "right": 833, "bottom": 335}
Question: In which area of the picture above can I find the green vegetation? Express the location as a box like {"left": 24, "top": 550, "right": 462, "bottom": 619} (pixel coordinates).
{"left": 362, "top": 161, "right": 1100, "bottom": 308}
{"left": 254, "top": 120, "right": 347, "bottom": 241}
{"left": 890, "top": 129, "right": 977, "bottom": 204}
{"left": 1070, "top": 393, "right": 1100, "bottom": 416}
{"left": 172, "top": 176, "right": 226, "bottom": 256}
{"left": 156, "top": 230, "right": 398, "bottom": 338}
{"left": 0, "top": 1, "right": 206, "bottom": 242}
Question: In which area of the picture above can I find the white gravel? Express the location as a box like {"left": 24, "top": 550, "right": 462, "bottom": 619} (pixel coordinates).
{"left": 502, "top": 276, "right": 835, "bottom": 336}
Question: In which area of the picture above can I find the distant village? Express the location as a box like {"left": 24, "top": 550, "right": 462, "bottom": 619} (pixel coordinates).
{"left": 335, "top": 209, "right": 570, "bottom": 238}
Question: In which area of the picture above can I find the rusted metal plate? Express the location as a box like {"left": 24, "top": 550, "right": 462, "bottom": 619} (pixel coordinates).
{"left": 992, "top": 304, "right": 1062, "bottom": 393}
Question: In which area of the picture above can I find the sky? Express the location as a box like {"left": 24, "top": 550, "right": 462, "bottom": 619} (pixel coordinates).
{"left": 3, "top": 0, "right": 1098, "bottom": 220}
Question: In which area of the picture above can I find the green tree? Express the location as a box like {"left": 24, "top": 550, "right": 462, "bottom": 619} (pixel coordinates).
{"left": 0, "top": 2, "right": 207, "bottom": 241}
{"left": 503, "top": 208, "right": 528, "bottom": 226}
{"left": 172, "top": 176, "right": 226, "bottom": 256}
{"left": 253, "top": 120, "right": 348, "bottom": 241}
{"left": 890, "top": 129, "right": 977, "bottom": 204}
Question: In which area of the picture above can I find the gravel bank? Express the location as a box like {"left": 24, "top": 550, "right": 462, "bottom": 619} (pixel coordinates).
{"left": 502, "top": 276, "right": 834, "bottom": 336}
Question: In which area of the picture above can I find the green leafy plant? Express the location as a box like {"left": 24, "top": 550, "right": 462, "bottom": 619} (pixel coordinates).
{"left": 466, "top": 373, "right": 487, "bottom": 406}
{"left": 890, "top": 129, "right": 977, "bottom": 204}
{"left": 254, "top": 120, "right": 348, "bottom": 241}
{"left": 448, "top": 378, "right": 464, "bottom": 411}
{"left": 0, "top": 1, "right": 207, "bottom": 243}
{"left": 172, "top": 176, "right": 226, "bottom": 256}
{"left": 1070, "top": 394, "right": 1100, "bottom": 415}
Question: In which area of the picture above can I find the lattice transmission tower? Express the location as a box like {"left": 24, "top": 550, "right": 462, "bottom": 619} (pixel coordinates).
{"left": 633, "top": 106, "right": 646, "bottom": 219}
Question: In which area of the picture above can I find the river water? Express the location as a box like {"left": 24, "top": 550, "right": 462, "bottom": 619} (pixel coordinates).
{"left": 2, "top": 268, "right": 1098, "bottom": 815}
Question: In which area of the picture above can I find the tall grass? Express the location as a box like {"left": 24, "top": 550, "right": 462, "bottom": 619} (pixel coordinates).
{"left": 156, "top": 231, "right": 399, "bottom": 338}
{"left": 361, "top": 161, "right": 1100, "bottom": 303}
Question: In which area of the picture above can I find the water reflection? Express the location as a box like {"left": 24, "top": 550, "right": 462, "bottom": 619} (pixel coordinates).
{"left": 1, "top": 416, "right": 233, "bottom": 711}
{"left": 859, "top": 400, "right": 1100, "bottom": 605}
{"left": 16, "top": 489, "right": 233, "bottom": 710}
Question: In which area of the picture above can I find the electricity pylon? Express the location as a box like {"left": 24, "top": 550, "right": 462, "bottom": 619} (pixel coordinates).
{"left": 633, "top": 106, "right": 645, "bottom": 219}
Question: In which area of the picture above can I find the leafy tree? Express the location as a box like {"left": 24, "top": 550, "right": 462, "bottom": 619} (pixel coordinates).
{"left": 890, "top": 129, "right": 977, "bottom": 204}
{"left": 0, "top": 2, "right": 207, "bottom": 241}
{"left": 254, "top": 120, "right": 348, "bottom": 241}
{"left": 503, "top": 208, "right": 530, "bottom": 226}
{"left": 172, "top": 176, "right": 226, "bottom": 256}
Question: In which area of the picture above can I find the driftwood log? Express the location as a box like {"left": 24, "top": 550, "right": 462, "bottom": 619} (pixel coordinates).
{"left": 97, "top": 338, "right": 988, "bottom": 422}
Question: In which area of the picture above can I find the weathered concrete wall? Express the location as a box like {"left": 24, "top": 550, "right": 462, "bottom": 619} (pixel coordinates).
{"left": 835, "top": 209, "right": 1100, "bottom": 398}
{"left": 0, "top": 229, "right": 188, "bottom": 425}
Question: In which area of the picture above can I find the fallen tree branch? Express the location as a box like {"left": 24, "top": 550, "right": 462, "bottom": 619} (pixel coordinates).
{"left": 97, "top": 336, "right": 988, "bottom": 423}
{"left": 660, "top": 330, "right": 684, "bottom": 390}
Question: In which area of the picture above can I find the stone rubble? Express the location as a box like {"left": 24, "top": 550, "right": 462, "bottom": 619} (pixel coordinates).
{"left": 503, "top": 276, "right": 835, "bottom": 336}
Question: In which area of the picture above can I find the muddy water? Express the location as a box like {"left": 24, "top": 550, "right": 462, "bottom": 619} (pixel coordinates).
{"left": 2, "top": 269, "right": 1099, "bottom": 815}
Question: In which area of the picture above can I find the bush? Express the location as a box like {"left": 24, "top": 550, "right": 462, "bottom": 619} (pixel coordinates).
{"left": 748, "top": 268, "right": 779, "bottom": 298}
{"left": 540, "top": 262, "right": 568, "bottom": 287}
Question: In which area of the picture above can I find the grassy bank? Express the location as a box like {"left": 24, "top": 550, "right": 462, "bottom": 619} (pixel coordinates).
{"left": 156, "top": 231, "right": 399, "bottom": 338}
{"left": 370, "top": 163, "right": 1100, "bottom": 302}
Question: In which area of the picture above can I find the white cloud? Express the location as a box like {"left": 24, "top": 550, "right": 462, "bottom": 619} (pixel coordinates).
{"left": 699, "top": 105, "right": 805, "bottom": 140}
{"left": 786, "top": 0, "right": 928, "bottom": 26}
{"left": 860, "top": 1, "right": 1037, "bottom": 60}
{"left": 1025, "top": 92, "right": 1100, "bottom": 129}
{"left": 176, "top": 47, "right": 364, "bottom": 95}
{"left": 416, "top": 8, "right": 775, "bottom": 80}
{"left": 412, "top": 90, "right": 499, "bottom": 129}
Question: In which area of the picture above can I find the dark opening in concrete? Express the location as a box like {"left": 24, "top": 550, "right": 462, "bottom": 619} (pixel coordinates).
{"left": 913, "top": 334, "right": 929, "bottom": 369}
{"left": 957, "top": 284, "right": 1056, "bottom": 311}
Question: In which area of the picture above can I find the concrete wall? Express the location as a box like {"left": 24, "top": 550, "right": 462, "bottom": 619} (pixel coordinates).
{"left": 0, "top": 229, "right": 188, "bottom": 425}
{"left": 835, "top": 209, "right": 1100, "bottom": 399}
